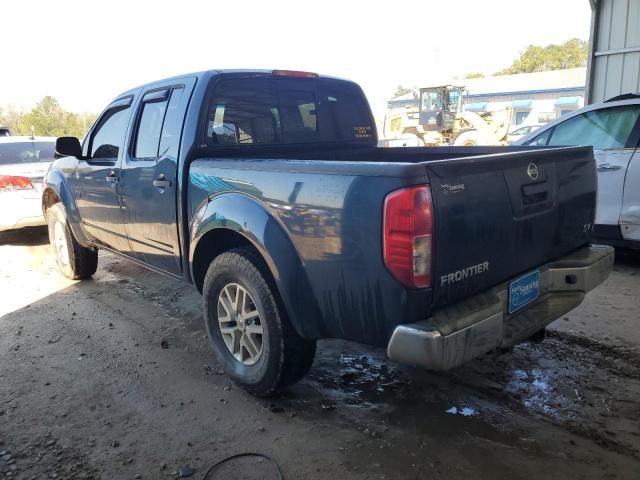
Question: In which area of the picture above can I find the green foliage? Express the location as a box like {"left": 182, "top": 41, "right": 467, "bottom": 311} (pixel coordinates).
{"left": 494, "top": 38, "right": 588, "bottom": 76}
{"left": 464, "top": 72, "right": 485, "bottom": 79}
{"left": 394, "top": 85, "right": 414, "bottom": 97}
{"left": 0, "top": 97, "right": 96, "bottom": 138}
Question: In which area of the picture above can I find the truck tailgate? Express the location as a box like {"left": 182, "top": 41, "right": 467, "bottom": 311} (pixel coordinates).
{"left": 425, "top": 146, "right": 596, "bottom": 308}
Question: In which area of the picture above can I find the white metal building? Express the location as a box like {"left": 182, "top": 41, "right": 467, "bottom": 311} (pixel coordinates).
{"left": 586, "top": 0, "right": 640, "bottom": 103}
{"left": 462, "top": 68, "right": 587, "bottom": 126}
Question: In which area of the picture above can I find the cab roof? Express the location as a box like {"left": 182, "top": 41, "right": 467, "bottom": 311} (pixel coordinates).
{"left": 113, "top": 69, "right": 351, "bottom": 102}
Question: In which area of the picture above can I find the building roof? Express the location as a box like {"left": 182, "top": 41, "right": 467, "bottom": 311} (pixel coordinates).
{"left": 463, "top": 68, "right": 587, "bottom": 96}
{"left": 386, "top": 68, "right": 587, "bottom": 103}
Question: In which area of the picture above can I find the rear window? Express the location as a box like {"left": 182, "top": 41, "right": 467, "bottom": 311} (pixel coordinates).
{"left": 0, "top": 142, "right": 36, "bottom": 165}
{"left": 205, "top": 77, "right": 375, "bottom": 146}
{"left": 34, "top": 142, "right": 56, "bottom": 162}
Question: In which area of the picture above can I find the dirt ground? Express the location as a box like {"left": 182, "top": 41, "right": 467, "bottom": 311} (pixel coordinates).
{"left": 1, "top": 227, "right": 639, "bottom": 480}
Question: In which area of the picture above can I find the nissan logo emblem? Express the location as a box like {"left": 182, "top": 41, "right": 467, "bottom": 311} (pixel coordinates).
{"left": 527, "top": 163, "right": 539, "bottom": 181}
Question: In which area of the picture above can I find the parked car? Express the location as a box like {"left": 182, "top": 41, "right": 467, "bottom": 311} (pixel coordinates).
{"left": 0, "top": 125, "right": 12, "bottom": 136}
{"left": 518, "top": 98, "right": 640, "bottom": 249}
{"left": 507, "top": 124, "right": 544, "bottom": 144}
{"left": 44, "top": 69, "right": 613, "bottom": 396}
{"left": 0, "top": 136, "right": 56, "bottom": 231}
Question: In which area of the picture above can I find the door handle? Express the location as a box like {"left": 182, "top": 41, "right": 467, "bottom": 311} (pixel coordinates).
{"left": 597, "top": 163, "right": 622, "bottom": 171}
{"left": 106, "top": 170, "right": 118, "bottom": 183}
{"left": 153, "top": 174, "right": 171, "bottom": 189}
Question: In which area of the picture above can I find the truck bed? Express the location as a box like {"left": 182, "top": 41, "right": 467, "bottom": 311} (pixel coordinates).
{"left": 188, "top": 144, "right": 596, "bottom": 344}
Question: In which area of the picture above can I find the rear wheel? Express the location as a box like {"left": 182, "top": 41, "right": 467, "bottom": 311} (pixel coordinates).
{"left": 47, "top": 203, "right": 98, "bottom": 280}
{"left": 202, "top": 247, "right": 316, "bottom": 396}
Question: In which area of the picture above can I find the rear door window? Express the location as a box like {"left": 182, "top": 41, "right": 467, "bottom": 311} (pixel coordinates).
{"left": 159, "top": 88, "right": 185, "bottom": 158}
{"left": 205, "top": 76, "right": 375, "bottom": 146}
{"left": 0, "top": 142, "right": 37, "bottom": 165}
{"left": 546, "top": 105, "right": 640, "bottom": 150}
{"left": 134, "top": 91, "right": 170, "bottom": 160}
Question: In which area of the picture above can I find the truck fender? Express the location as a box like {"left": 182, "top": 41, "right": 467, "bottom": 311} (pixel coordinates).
{"left": 189, "top": 193, "right": 324, "bottom": 340}
{"left": 42, "top": 167, "right": 92, "bottom": 248}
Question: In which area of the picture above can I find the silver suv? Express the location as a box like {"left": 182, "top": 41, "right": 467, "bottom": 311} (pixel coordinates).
{"left": 517, "top": 97, "right": 640, "bottom": 250}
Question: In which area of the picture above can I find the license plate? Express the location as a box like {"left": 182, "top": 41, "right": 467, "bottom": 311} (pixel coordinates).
{"left": 509, "top": 270, "right": 540, "bottom": 314}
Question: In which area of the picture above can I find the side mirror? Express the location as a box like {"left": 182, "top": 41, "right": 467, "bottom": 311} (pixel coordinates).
{"left": 55, "top": 136, "right": 82, "bottom": 158}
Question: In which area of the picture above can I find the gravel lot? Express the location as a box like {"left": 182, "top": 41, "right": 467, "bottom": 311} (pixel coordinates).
{"left": 1, "top": 227, "right": 639, "bottom": 479}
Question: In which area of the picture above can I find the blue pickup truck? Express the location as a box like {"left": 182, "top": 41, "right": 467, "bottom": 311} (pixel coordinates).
{"left": 44, "top": 69, "right": 614, "bottom": 396}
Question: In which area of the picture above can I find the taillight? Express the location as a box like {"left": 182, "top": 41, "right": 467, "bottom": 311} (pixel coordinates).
{"left": 0, "top": 175, "right": 33, "bottom": 191}
{"left": 272, "top": 69, "right": 319, "bottom": 78}
{"left": 383, "top": 185, "right": 433, "bottom": 288}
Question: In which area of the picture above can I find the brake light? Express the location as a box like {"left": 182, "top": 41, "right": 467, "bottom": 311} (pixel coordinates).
{"left": 272, "top": 70, "right": 319, "bottom": 78}
{"left": 383, "top": 185, "right": 433, "bottom": 288}
{"left": 0, "top": 175, "right": 33, "bottom": 191}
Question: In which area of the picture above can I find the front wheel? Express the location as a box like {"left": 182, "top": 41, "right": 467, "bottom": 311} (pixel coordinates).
{"left": 453, "top": 129, "right": 487, "bottom": 146}
{"left": 202, "top": 247, "right": 316, "bottom": 396}
{"left": 47, "top": 203, "right": 98, "bottom": 280}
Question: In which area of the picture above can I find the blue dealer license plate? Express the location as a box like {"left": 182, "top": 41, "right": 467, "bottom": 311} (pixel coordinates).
{"left": 509, "top": 270, "right": 540, "bottom": 314}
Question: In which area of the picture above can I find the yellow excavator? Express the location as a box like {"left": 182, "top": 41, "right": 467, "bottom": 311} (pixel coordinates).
{"left": 383, "top": 85, "right": 513, "bottom": 146}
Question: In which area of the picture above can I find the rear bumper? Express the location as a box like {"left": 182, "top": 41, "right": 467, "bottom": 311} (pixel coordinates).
{"left": 0, "top": 194, "right": 45, "bottom": 232}
{"left": 387, "top": 245, "right": 614, "bottom": 371}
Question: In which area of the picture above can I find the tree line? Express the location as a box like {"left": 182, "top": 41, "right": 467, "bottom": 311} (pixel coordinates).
{"left": 0, "top": 96, "right": 96, "bottom": 138}
{"left": 394, "top": 38, "right": 588, "bottom": 97}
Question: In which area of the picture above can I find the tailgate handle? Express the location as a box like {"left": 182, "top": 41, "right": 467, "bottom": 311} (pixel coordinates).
{"left": 521, "top": 182, "right": 548, "bottom": 205}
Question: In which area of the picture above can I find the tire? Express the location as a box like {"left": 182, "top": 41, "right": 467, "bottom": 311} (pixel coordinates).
{"left": 47, "top": 203, "right": 98, "bottom": 280}
{"left": 453, "top": 129, "right": 485, "bottom": 146}
{"left": 202, "top": 247, "right": 316, "bottom": 396}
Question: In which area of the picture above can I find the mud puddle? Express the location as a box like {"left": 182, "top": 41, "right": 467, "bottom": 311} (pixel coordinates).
{"left": 298, "top": 329, "right": 640, "bottom": 461}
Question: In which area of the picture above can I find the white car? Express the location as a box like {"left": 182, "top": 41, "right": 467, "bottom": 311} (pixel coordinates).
{"left": 518, "top": 97, "right": 640, "bottom": 249}
{"left": 506, "top": 124, "right": 544, "bottom": 144}
{"left": 0, "top": 136, "right": 56, "bottom": 232}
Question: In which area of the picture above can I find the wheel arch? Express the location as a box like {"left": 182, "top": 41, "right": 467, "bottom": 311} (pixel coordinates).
{"left": 42, "top": 168, "right": 92, "bottom": 247}
{"left": 189, "top": 193, "right": 324, "bottom": 340}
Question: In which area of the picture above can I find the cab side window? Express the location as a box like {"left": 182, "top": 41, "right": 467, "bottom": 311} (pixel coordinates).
{"left": 132, "top": 88, "right": 185, "bottom": 160}
{"left": 134, "top": 93, "right": 169, "bottom": 160}
{"left": 133, "top": 98, "right": 167, "bottom": 160}
{"left": 91, "top": 105, "right": 132, "bottom": 159}
{"left": 546, "top": 105, "right": 640, "bottom": 150}
{"left": 159, "top": 88, "right": 185, "bottom": 158}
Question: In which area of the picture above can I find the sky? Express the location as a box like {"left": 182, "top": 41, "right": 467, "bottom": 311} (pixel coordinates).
{"left": 1, "top": 0, "right": 591, "bottom": 119}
